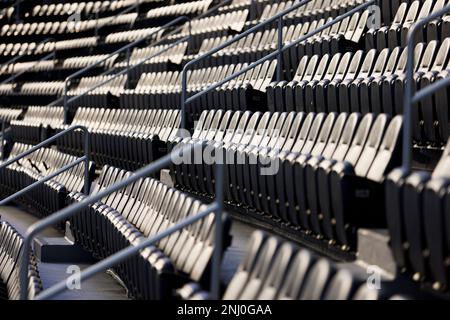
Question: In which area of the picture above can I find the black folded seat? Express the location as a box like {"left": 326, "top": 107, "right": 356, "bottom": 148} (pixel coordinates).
{"left": 0, "top": 221, "right": 42, "bottom": 300}
{"left": 0, "top": 143, "right": 94, "bottom": 220}
{"left": 386, "top": 138, "right": 450, "bottom": 291}
{"left": 68, "top": 165, "right": 231, "bottom": 300}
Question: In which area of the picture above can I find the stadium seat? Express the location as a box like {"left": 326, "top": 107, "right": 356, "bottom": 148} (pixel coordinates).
{"left": 67, "top": 164, "right": 232, "bottom": 299}
{"left": 0, "top": 221, "right": 42, "bottom": 300}
{"left": 1, "top": 0, "right": 450, "bottom": 301}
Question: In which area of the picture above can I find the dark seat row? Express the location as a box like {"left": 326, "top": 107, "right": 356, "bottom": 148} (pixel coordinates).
{"left": 0, "top": 143, "right": 95, "bottom": 219}
{"left": 386, "top": 138, "right": 450, "bottom": 292}
{"left": 119, "top": 59, "right": 277, "bottom": 121}
{"left": 166, "top": 8, "right": 249, "bottom": 54}
{"left": 267, "top": 39, "right": 450, "bottom": 145}
{"left": 56, "top": 108, "right": 180, "bottom": 171}
{"left": 11, "top": 106, "right": 64, "bottom": 145}
{"left": 145, "top": 0, "right": 212, "bottom": 20}
{"left": 119, "top": 70, "right": 182, "bottom": 109}
{"left": 179, "top": 230, "right": 406, "bottom": 300}
{"left": 199, "top": 8, "right": 369, "bottom": 74}
{"left": 115, "top": 41, "right": 187, "bottom": 77}
{"left": 67, "top": 164, "right": 231, "bottom": 299}
{"left": 366, "top": 0, "right": 450, "bottom": 51}
{"left": 171, "top": 109, "right": 402, "bottom": 250}
{"left": 104, "top": 27, "right": 162, "bottom": 45}
{"left": 0, "top": 36, "right": 98, "bottom": 58}
{"left": 0, "top": 220, "right": 42, "bottom": 300}
{"left": 0, "top": 81, "right": 65, "bottom": 106}
{"left": 27, "top": 0, "right": 139, "bottom": 20}
{"left": 185, "top": 59, "right": 277, "bottom": 119}
{"left": 67, "top": 74, "right": 127, "bottom": 109}
{"left": 1, "top": 12, "right": 138, "bottom": 38}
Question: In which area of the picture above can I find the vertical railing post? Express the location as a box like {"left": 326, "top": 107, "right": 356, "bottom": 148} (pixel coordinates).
{"left": 276, "top": 16, "right": 283, "bottom": 81}
{"left": 180, "top": 69, "right": 188, "bottom": 130}
{"left": 95, "top": 10, "right": 99, "bottom": 37}
{"left": 210, "top": 156, "right": 224, "bottom": 299}
{"left": 83, "top": 128, "right": 90, "bottom": 194}
{"left": 126, "top": 47, "right": 131, "bottom": 89}
{"left": 63, "top": 81, "right": 69, "bottom": 124}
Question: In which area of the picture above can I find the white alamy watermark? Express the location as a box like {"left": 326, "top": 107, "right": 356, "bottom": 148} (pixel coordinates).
{"left": 366, "top": 265, "right": 382, "bottom": 290}
{"left": 171, "top": 128, "right": 282, "bottom": 176}
{"left": 66, "top": 265, "right": 82, "bottom": 291}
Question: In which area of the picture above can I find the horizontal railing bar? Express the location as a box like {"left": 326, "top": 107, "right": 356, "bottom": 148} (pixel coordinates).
{"left": 19, "top": 142, "right": 199, "bottom": 299}
{"left": 0, "top": 156, "right": 86, "bottom": 206}
{"left": 0, "top": 125, "right": 88, "bottom": 170}
{"left": 403, "top": 3, "right": 450, "bottom": 172}
{"left": 35, "top": 202, "right": 218, "bottom": 300}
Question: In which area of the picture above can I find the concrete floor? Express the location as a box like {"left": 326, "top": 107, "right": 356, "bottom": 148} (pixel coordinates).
{"left": 0, "top": 205, "right": 256, "bottom": 300}
{"left": 0, "top": 205, "right": 129, "bottom": 300}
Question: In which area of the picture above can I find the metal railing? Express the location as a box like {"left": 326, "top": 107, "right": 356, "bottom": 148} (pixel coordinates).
{"left": 19, "top": 143, "right": 225, "bottom": 300}
{"left": 0, "top": 125, "right": 91, "bottom": 204}
{"left": 0, "top": 121, "right": 5, "bottom": 160}
{"left": 180, "top": 0, "right": 376, "bottom": 129}
{"left": 402, "top": 4, "right": 450, "bottom": 172}
{"left": 9, "top": 0, "right": 377, "bottom": 300}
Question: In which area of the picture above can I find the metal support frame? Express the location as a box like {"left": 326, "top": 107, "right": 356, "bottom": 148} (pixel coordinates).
{"left": 403, "top": 4, "right": 450, "bottom": 172}
{"left": 180, "top": 0, "right": 376, "bottom": 129}
{"left": 0, "top": 125, "right": 90, "bottom": 196}
{"left": 17, "top": 0, "right": 375, "bottom": 300}
{"left": 18, "top": 143, "right": 225, "bottom": 300}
